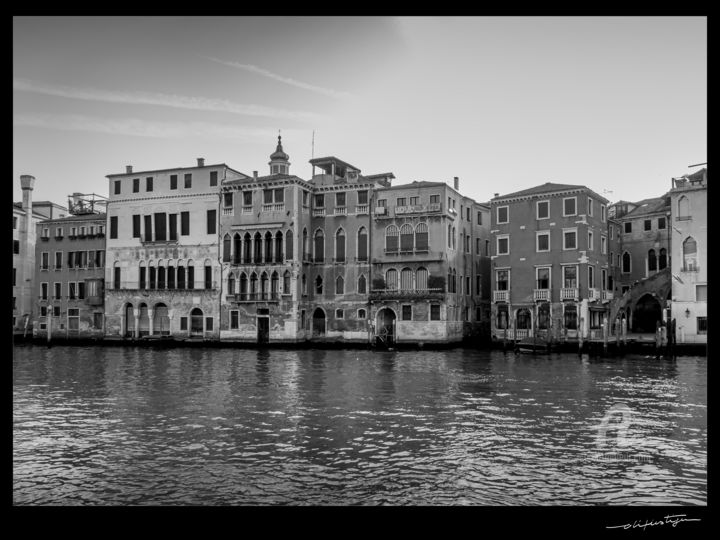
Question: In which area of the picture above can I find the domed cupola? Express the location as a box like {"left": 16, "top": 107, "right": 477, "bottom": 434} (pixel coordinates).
{"left": 269, "top": 134, "right": 290, "bottom": 175}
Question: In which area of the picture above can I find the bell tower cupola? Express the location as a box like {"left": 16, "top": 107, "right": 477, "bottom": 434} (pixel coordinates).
{"left": 269, "top": 133, "right": 290, "bottom": 175}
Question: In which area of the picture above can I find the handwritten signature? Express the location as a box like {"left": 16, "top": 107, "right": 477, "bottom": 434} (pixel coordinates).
{"left": 607, "top": 514, "right": 701, "bottom": 531}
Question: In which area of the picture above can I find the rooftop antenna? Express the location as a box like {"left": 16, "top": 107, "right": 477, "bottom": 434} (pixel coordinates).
{"left": 311, "top": 130, "right": 315, "bottom": 178}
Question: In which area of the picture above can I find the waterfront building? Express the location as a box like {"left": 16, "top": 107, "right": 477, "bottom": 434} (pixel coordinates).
{"left": 669, "top": 167, "right": 707, "bottom": 344}
{"left": 489, "top": 182, "right": 612, "bottom": 342}
{"left": 32, "top": 193, "right": 107, "bottom": 339}
{"left": 12, "top": 175, "right": 67, "bottom": 332}
{"left": 104, "top": 159, "right": 249, "bottom": 339}
{"left": 369, "top": 177, "right": 491, "bottom": 345}
{"left": 218, "top": 137, "right": 392, "bottom": 343}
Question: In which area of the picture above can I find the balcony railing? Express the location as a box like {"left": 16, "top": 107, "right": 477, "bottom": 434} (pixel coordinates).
{"left": 561, "top": 288, "right": 579, "bottom": 301}
{"left": 355, "top": 204, "right": 369, "bottom": 215}
{"left": 140, "top": 238, "right": 179, "bottom": 246}
{"left": 514, "top": 329, "right": 530, "bottom": 340}
{"left": 602, "top": 290, "right": 614, "bottom": 302}
{"left": 370, "top": 288, "right": 444, "bottom": 300}
{"left": 681, "top": 264, "right": 699, "bottom": 273}
{"left": 222, "top": 207, "right": 234, "bottom": 216}
{"left": 241, "top": 206, "right": 253, "bottom": 214}
{"left": 107, "top": 281, "right": 219, "bottom": 291}
{"left": 333, "top": 207, "right": 347, "bottom": 216}
{"left": 232, "top": 292, "right": 280, "bottom": 302}
{"left": 312, "top": 208, "right": 326, "bottom": 217}
{"left": 533, "top": 289, "right": 550, "bottom": 302}
{"left": 493, "top": 290, "right": 509, "bottom": 302}
{"left": 262, "top": 203, "right": 285, "bottom": 212}
{"left": 588, "top": 288, "right": 601, "bottom": 301}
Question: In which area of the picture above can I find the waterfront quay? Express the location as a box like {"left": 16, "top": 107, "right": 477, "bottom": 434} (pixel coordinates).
{"left": 13, "top": 345, "right": 706, "bottom": 505}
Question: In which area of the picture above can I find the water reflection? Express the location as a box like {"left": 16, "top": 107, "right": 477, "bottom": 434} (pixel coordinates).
{"left": 13, "top": 346, "right": 706, "bottom": 506}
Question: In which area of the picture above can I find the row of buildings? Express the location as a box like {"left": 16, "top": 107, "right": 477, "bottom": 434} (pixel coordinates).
{"left": 12, "top": 139, "right": 707, "bottom": 345}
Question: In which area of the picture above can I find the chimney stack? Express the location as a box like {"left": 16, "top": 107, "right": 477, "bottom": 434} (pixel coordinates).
{"left": 197, "top": 158, "right": 205, "bottom": 167}
{"left": 20, "top": 175, "right": 35, "bottom": 213}
{"left": 453, "top": 176, "right": 459, "bottom": 191}
{"left": 253, "top": 171, "right": 258, "bottom": 180}
{"left": 126, "top": 165, "right": 133, "bottom": 174}
{"left": 494, "top": 193, "right": 499, "bottom": 197}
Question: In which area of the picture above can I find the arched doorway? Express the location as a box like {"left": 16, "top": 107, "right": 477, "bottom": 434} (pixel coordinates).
{"left": 138, "top": 303, "right": 150, "bottom": 337}
{"left": 312, "top": 308, "right": 326, "bottom": 337}
{"left": 632, "top": 294, "right": 662, "bottom": 333}
{"left": 190, "top": 308, "right": 204, "bottom": 336}
{"left": 516, "top": 308, "right": 532, "bottom": 330}
{"left": 154, "top": 303, "right": 170, "bottom": 335}
{"left": 376, "top": 308, "right": 396, "bottom": 347}
{"left": 124, "top": 303, "right": 135, "bottom": 337}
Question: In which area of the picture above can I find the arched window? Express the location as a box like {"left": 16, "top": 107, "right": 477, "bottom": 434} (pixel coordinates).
{"left": 357, "top": 227, "right": 368, "bottom": 261}
{"left": 415, "top": 222, "right": 428, "bottom": 251}
{"left": 139, "top": 261, "right": 147, "bottom": 289}
{"left": 285, "top": 230, "right": 293, "bottom": 260}
{"left": 242, "top": 233, "right": 251, "bottom": 263}
{"left": 234, "top": 233, "right": 242, "bottom": 264}
{"left": 358, "top": 274, "right": 367, "bottom": 294}
{"left": 648, "top": 249, "right": 657, "bottom": 272}
{"left": 113, "top": 261, "right": 122, "bottom": 290}
{"left": 452, "top": 227, "right": 456, "bottom": 249}
{"left": 564, "top": 304, "right": 578, "bottom": 330}
{"left": 683, "top": 237, "right": 698, "bottom": 271}
{"left": 186, "top": 259, "right": 195, "bottom": 290}
{"left": 314, "top": 229, "right": 325, "bottom": 262}
{"left": 264, "top": 232, "right": 273, "bottom": 263}
{"left": 659, "top": 248, "right": 667, "bottom": 270}
{"left": 386, "top": 268, "right": 398, "bottom": 290}
{"left": 416, "top": 267, "right": 428, "bottom": 290}
{"left": 302, "top": 273, "right": 307, "bottom": 295}
{"left": 516, "top": 308, "right": 531, "bottom": 330}
{"left": 250, "top": 272, "right": 258, "bottom": 296}
{"left": 148, "top": 261, "right": 156, "bottom": 289}
{"left": 260, "top": 271, "right": 269, "bottom": 298}
{"left": 253, "top": 232, "right": 262, "bottom": 262}
{"left": 452, "top": 268, "right": 457, "bottom": 293}
{"left": 223, "top": 234, "right": 231, "bottom": 262}
{"left": 157, "top": 264, "right": 166, "bottom": 289}
{"left": 275, "top": 231, "right": 283, "bottom": 262}
{"left": 678, "top": 195, "right": 690, "bottom": 217}
{"left": 400, "top": 224, "right": 413, "bottom": 251}
{"left": 335, "top": 228, "right": 346, "bottom": 262}
{"left": 240, "top": 272, "right": 248, "bottom": 299}
{"left": 336, "top": 275, "right": 344, "bottom": 295}
{"left": 386, "top": 225, "right": 399, "bottom": 252}
{"left": 302, "top": 228, "right": 308, "bottom": 261}
{"left": 400, "top": 267, "right": 413, "bottom": 290}
{"left": 271, "top": 271, "right": 279, "bottom": 297}
{"left": 622, "top": 252, "right": 631, "bottom": 273}
{"left": 283, "top": 270, "right": 291, "bottom": 294}
{"left": 177, "top": 263, "right": 186, "bottom": 289}
{"left": 167, "top": 261, "right": 175, "bottom": 289}
{"left": 448, "top": 224, "right": 452, "bottom": 247}
{"left": 228, "top": 272, "right": 235, "bottom": 296}
{"left": 315, "top": 275, "right": 323, "bottom": 294}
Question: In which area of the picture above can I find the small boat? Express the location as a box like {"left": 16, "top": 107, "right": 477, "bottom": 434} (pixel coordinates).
{"left": 515, "top": 338, "right": 551, "bottom": 354}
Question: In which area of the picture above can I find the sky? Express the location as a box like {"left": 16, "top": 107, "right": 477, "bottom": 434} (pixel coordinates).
{"left": 13, "top": 16, "right": 706, "bottom": 208}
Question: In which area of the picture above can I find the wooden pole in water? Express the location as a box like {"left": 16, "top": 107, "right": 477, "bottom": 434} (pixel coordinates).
{"left": 578, "top": 316, "right": 584, "bottom": 355}
{"left": 603, "top": 316, "right": 608, "bottom": 356}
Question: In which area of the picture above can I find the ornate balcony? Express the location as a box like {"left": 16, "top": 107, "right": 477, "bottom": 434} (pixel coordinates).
{"left": 333, "top": 207, "right": 347, "bottom": 216}
{"left": 533, "top": 289, "right": 550, "bottom": 302}
{"left": 262, "top": 203, "right": 285, "bottom": 212}
{"left": 588, "top": 288, "right": 601, "bottom": 302}
{"left": 493, "top": 290, "right": 509, "bottom": 303}
{"left": 355, "top": 204, "right": 369, "bottom": 215}
{"left": 602, "top": 290, "right": 614, "bottom": 302}
{"left": 241, "top": 206, "right": 253, "bottom": 214}
{"left": 561, "top": 288, "right": 579, "bottom": 301}
{"left": 312, "top": 208, "right": 326, "bottom": 217}
{"left": 370, "top": 288, "right": 444, "bottom": 301}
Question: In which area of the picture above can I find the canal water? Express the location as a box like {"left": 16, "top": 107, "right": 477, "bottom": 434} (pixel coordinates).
{"left": 13, "top": 345, "right": 706, "bottom": 506}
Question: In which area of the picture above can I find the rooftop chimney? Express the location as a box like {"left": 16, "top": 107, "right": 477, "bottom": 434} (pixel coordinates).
{"left": 20, "top": 175, "right": 35, "bottom": 192}
{"left": 126, "top": 165, "right": 133, "bottom": 174}
{"left": 494, "top": 193, "right": 499, "bottom": 197}
{"left": 453, "top": 177, "right": 459, "bottom": 191}
{"left": 197, "top": 158, "right": 205, "bottom": 167}
{"left": 253, "top": 171, "right": 258, "bottom": 180}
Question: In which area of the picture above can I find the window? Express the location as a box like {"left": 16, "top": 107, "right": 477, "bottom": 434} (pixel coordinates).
{"left": 170, "top": 175, "right": 178, "bottom": 190}
{"left": 54, "top": 251, "right": 62, "bottom": 269}
{"left": 54, "top": 282, "right": 61, "bottom": 299}
{"left": 357, "top": 227, "right": 368, "bottom": 261}
{"left": 114, "top": 266, "right": 121, "bottom": 289}
{"left": 588, "top": 266, "right": 595, "bottom": 289}
{"left": 40, "top": 306, "right": 47, "bottom": 317}
{"left": 110, "top": 216, "right": 118, "bottom": 239}
{"left": 13, "top": 267, "right": 16, "bottom": 286}
{"left": 146, "top": 177, "right": 153, "bottom": 192}
{"left": 659, "top": 248, "right": 667, "bottom": 270}
{"left": 335, "top": 229, "right": 346, "bottom": 262}
{"left": 41, "top": 282, "right": 48, "bottom": 300}
{"left": 169, "top": 214, "right": 178, "bottom": 241}
{"left": 377, "top": 198, "right": 387, "bottom": 207}
{"left": 184, "top": 173, "right": 192, "bottom": 188}
{"left": 358, "top": 274, "right": 367, "bottom": 294}
{"left": 139, "top": 266, "right": 147, "bottom": 289}
{"left": 497, "top": 206, "right": 509, "bottom": 224}
{"left": 357, "top": 309, "right": 366, "bottom": 319}
{"left": 564, "top": 305, "right": 577, "bottom": 330}
{"left": 622, "top": 252, "right": 631, "bottom": 273}
{"left": 610, "top": 226, "right": 614, "bottom": 240}
{"left": 587, "top": 197, "right": 593, "bottom": 217}
{"left": 485, "top": 240, "right": 490, "bottom": 256}
{"left": 496, "top": 305, "right": 508, "bottom": 329}
{"left": 14, "top": 240, "right": 20, "bottom": 254}
{"left": 475, "top": 274, "right": 481, "bottom": 296}
{"left": 677, "top": 196, "right": 689, "bottom": 218}
{"left": 155, "top": 213, "right": 167, "bottom": 241}
{"left": 648, "top": 249, "right": 657, "bottom": 272}
{"left": 624, "top": 222, "right": 632, "bottom": 234}
{"left": 315, "top": 194, "right": 325, "bottom": 208}
{"left": 243, "top": 191, "right": 253, "bottom": 206}
{"left": 210, "top": 171, "right": 218, "bottom": 186}
{"left": 314, "top": 229, "right": 325, "bottom": 262}
{"left": 55, "top": 227, "right": 63, "bottom": 238}
{"left": 476, "top": 238, "right": 481, "bottom": 254}
{"left": 133, "top": 178, "right": 139, "bottom": 193}
{"left": 357, "top": 190, "right": 368, "bottom": 205}
{"left": 410, "top": 196, "right": 419, "bottom": 206}
{"left": 683, "top": 237, "right": 698, "bottom": 271}
{"left": 53, "top": 305, "right": 60, "bottom": 317}
{"left": 207, "top": 209, "right": 216, "bottom": 235}
{"left": 588, "top": 230, "right": 593, "bottom": 251}
{"left": 181, "top": 212, "right": 190, "bottom": 236}
{"left": 497, "top": 235, "right": 509, "bottom": 255}
{"left": 13, "top": 216, "right": 17, "bottom": 229}
{"left": 187, "top": 265, "right": 195, "bottom": 289}
{"left": 601, "top": 235, "right": 607, "bottom": 254}
{"left": 563, "top": 197, "right": 576, "bottom": 216}
{"left": 400, "top": 224, "right": 413, "bottom": 251}
{"left": 601, "top": 269, "right": 607, "bottom": 290}
{"left": 563, "top": 266, "right": 577, "bottom": 288}
{"left": 400, "top": 267, "right": 413, "bottom": 290}
{"left": 429, "top": 304, "right": 441, "bottom": 321}
{"left": 537, "top": 267, "right": 550, "bottom": 289}
{"left": 386, "top": 269, "right": 398, "bottom": 290}
{"left": 536, "top": 200, "right": 549, "bottom": 220}
{"left": 315, "top": 275, "right": 323, "bottom": 294}
{"left": 230, "top": 310, "right": 239, "bottom": 329}
{"left": 496, "top": 270, "right": 509, "bottom": 290}
{"left": 658, "top": 216, "right": 666, "bottom": 230}
{"left": 205, "top": 265, "right": 212, "bottom": 289}
{"left": 385, "top": 225, "right": 399, "bottom": 252}
{"left": 644, "top": 219, "right": 651, "bottom": 231}
{"left": 477, "top": 211, "right": 482, "bottom": 225}
{"left": 430, "top": 194, "right": 440, "bottom": 204}
{"left": 335, "top": 275, "right": 344, "bottom": 295}
{"left": 563, "top": 229, "right": 577, "bottom": 250}
{"left": 601, "top": 204, "right": 606, "bottom": 222}
{"left": 536, "top": 231, "right": 550, "bottom": 252}
{"left": 466, "top": 276, "right": 470, "bottom": 296}
{"left": 180, "top": 317, "right": 188, "bottom": 331}
{"left": 401, "top": 305, "right": 412, "bottom": 321}
{"left": 144, "top": 215, "right": 152, "bottom": 242}
{"left": 223, "top": 192, "right": 233, "bottom": 208}
{"left": 396, "top": 197, "right": 406, "bottom": 206}
{"left": 333, "top": 309, "right": 344, "bottom": 320}
{"left": 78, "top": 282, "right": 85, "bottom": 299}
{"left": 114, "top": 180, "right": 121, "bottom": 195}
{"left": 697, "top": 317, "right": 707, "bottom": 334}
{"left": 335, "top": 192, "right": 346, "bottom": 207}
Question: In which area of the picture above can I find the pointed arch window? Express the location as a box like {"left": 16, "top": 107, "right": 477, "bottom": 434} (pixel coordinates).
{"left": 386, "top": 225, "right": 399, "bottom": 252}
{"left": 683, "top": 237, "right": 698, "bottom": 271}
{"left": 622, "top": 252, "right": 631, "bottom": 273}
{"left": 239, "top": 272, "right": 248, "bottom": 299}
{"left": 314, "top": 229, "right": 325, "bottom": 263}
{"left": 357, "top": 227, "right": 368, "bottom": 261}
{"left": 335, "top": 228, "right": 346, "bottom": 262}
{"left": 264, "top": 232, "right": 273, "bottom": 263}
{"left": 275, "top": 231, "right": 283, "bottom": 262}
{"left": 648, "top": 249, "right": 657, "bottom": 272}
{"left": 285, "top": 230, "right": 293, "bottom": 260}
{"left": 659, "top": 248, "right": 667, "bottom": 270}
{"left": 228, "top": 273, "right": 235, "bottom": 295}
{"left": 452, "top": 227, "right": 456, "bottom": 249}
{"left": 336, "top": 275, "right": 344, "bottom": 295}
{"left": 253, "top": 232, "right": 262, "bottom": 262}
{"left": 271, "top": 271, "right": 279, "bottom": 297}
{"left": 241, "top": 233, "right": 250, "bottom": 263}
{"left": 283, "top": 270, "right": 291, "bottom": 294}
{"left": 260, "top": 272, "right": 269, "bottom": 299}
{"left": 358, "top": 274, "right": 367, "bottom": 294}
{"left": 250, "top": 272, "right": 258, "bottom": 296}
{"left": 315, "top": 275, "right": 323, "bottom": 294}
{"left": 302, "top": 228, "right": 308, "bottom": 261}
{"left": 223, "top": 234, "right": 231, "bottom": 263}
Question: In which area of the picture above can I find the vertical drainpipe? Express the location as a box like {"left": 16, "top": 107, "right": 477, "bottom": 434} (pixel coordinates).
{"left": 367, "top": 184, "right": 374, "bottom": 346}
{"left": 217, "top": 167, "right": 225, "bottom": 341}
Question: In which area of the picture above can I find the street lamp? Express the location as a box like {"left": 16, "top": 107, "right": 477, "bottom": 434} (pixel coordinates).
{"left": 685, "top": 308, "right": 690, "bottom": 318}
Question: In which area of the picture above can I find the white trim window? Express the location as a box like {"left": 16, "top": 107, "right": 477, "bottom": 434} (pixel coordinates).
{"left": 587, "top": 197, "right": 593, "bottom": 217}
{"left": 563, "top": 228, "right": 577, "bottom": 250}
{"left": 588, "top": 230, "right": 594, "bottom": 251}
{"left": 601, "top": 235, "right": 607, "bottom": 254}
{"left": 496, "top": 234, "right": 510, "bottom": 255}
{"left": 496, "top": 205, "right": 509, "bottom": 224}
{"left": 601, "top": 268, "right": 607, "bottom": 290}
{"left": 536, "top": 200, "right": 550, "bottom": 220}
{"left": 536, "top": 231, "right": 550, "bottom": 252}
{"left": 600, "top": 204, "right": 606, "bottom": 222}
{"left": 588, "top": 265, "right": 595, "bottom": 289}
{"left": 536, "top": 266, "right": 551, "bottom": 289}
{"left": 563, "top": 196, "right": 577, "bottom": 217}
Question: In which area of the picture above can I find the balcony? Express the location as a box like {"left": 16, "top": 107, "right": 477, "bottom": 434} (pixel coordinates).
{"left": 222, "top": 207, "right": 234, "bottom": 216}
{"left": 232, "top": 292, "right": 280, "bottom": 303}
{"left": 588, "top": 288, "right": 601, "bottom": 302}
{"left": 394, "top": 203, "right": 443, "bottom": 215}
{"left": 602, "top": 290, "right": 614, "bottom": 302}
{"left": 262, "top": 203, "right": 285, "bottom": 212}
{"left": 333, "top": 207, "right": 347, "bottom": 216}
{"left": 681, "top": 264, "right": 699, "bottom": 273}
{"left": 241, "top": 206, "right": 253, "bottom": 214}
{"left": 370, "top": 288, "right": 444, "bottom": 301}
{"left": 312, "top": 208, "right": 326, "bottom": 217}
{"left": 533, "top": 289, "right": 550, "bottom": 302}
{"left": 493, "top": 290, "right": 509, "bottom": 302}
{"left": 355, "top": 204, "right": 369, "bottom": 215}
{"left": 561, "top": 288, "right": 579, "bottom": 301}
{"left": 140, "top": 238, "right": 179, "bottom": 247}
{"left": 332, "top": 257, "right": 347, "bottom": 264}
{"left": 40, "top": 235, "right": 50, "bottom": 241}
